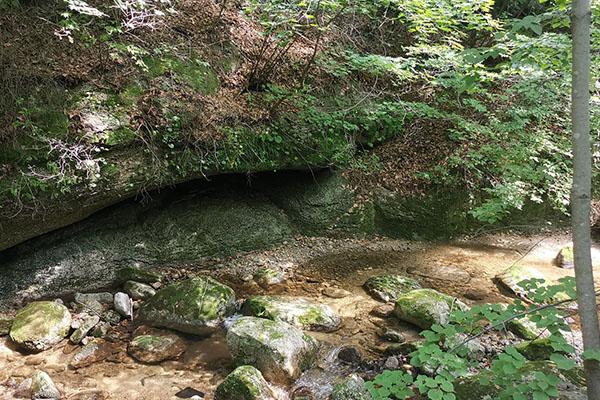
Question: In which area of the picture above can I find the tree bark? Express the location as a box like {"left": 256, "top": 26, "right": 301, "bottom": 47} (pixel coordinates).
{"left": 571, "top": 0, "right": 600, "bottom": 398}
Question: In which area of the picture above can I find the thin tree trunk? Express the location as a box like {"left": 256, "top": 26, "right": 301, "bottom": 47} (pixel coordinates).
{"left": 571, "top": 0, "right": 600, "bottom": 398}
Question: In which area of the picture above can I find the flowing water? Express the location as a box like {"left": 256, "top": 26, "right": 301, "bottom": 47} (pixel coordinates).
{"left": 1, "top": 232, "right": 598, "bottom": 399}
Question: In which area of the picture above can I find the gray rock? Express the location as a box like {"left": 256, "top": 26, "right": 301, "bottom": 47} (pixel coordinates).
{"left": 123, "top": 281, "right": 156, "bottom": 300}
{"left": 102, "top": 310, "right": 122, "bottom": 325}
{"left": 383, "top": 356, "right": 400, "bottom": 370}
{"left": 363, "top": 275, "right": 421, "bottom": 303}
{"left": 379, "top": 329, "right": 405, "bottom": 343}
{"left": 70, "top": 314, "right": 100, "bottom": 344}
{"left": 31, "top": 371, "right": 60, "bottom": 399}
{"left": 444, "top": 333, "right": 485, "bottom": 361}
{"left": 10, "top": 301, "right": 72, "bottom": 352}
{"left": 227, "top": 317, "right": 319, "bottom": 384}
{"left": 70, "top": 339, "right": 114, "bottom": 369}
{"left": 90, "top": 322, "right": 111, "bottom": 338}
{"left": 241, "top": 296, "right": 341, "bottom": 332}
{"left": 113, "top": 292, "right": 133, "bottom": 319}
{"left": 393, "top": 289, "right": 468, "bottom": 329}
{"left": 253, "top": 268, "right": 286, "bottom": 289}
{"left": 73, "top": 293, "right": 113, "bottom": 315}
{"left": 215, "top": 365, "right": 280, "bottom": 400}
{"left": 330, "top": 375, "right": 372, "bottom": 400}
{"left": 138, "top": 276, "right": 236, "bottom": 335}
{"left": 127, "top": 331, "right": 186, "bottom": 363}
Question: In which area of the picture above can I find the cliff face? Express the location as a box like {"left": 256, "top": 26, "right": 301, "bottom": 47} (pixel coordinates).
{"left": 0, "top": 0, "right": 357, "bottom": 251}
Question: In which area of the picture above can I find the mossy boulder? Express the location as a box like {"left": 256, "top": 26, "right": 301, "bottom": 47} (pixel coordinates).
{"left": 127, "top": 330, "right": 186, "bottom": 363}
{"left": 10, "top": 301, "right": 72, "bottom": 352}
{"left": 495, "top": 264, "right": 547, "bottom": 298}
{"left": 556, "top": 246, "right": 574, "bottom": 269}
{"left": 331, "top": 375, "right": 372, "bottom": 400}
{"left": 215, "top": 366, "right": 279, "bottom": 400}
{"left": 226, "top": 317, "right": 319, "bottom": 384}
{"left": 363, "top": 275, "right": 422, "bottom": 303}
{"left": 138, "top": 276, "right": 236, "bottom": 335}
{"left": 516, "top": 338, "right": 557, "bottom": 360}
{"left": 241, "top": 296, "right": 341, "bottom": 332}
{"left": 393, "top": 289, "right": 468, "bottom": 329}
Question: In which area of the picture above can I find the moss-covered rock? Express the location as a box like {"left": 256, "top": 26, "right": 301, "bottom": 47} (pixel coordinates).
{"left": 393, "top": 289, "right": 468, "bottom": 330}
{"left": 363, "top": 275, "right": 422, "bottom": 303}
{"left": 215, "top": 366, "right": 279, "bottom": 400}
{"left": 331, "top": 374, "right": 372, "bottom": 400}
{"left": 10, "top": 301, "right": 72, "bottom": 352}
{"left": 227, "top": 317, "right": 319, "bottom": 384}
{"left": 495, "top": 264, "right": 547, "bottom": 298}
{"left": 127, "top": 331, "right": 186, "bottom": 363}
{"left": 253, "top": 268, "right": 286, "bottom": 289}
{"left": 241, "top": 296, "right": 341, "bottom": 332}
{"left": 515, "top": 338, "right": 557, "bottom": 360}
{"left": 138, "top": 276, "right": 236, "bottom": 335}
{"left": 556, "top": 246, "right": 574, "bottom": 269}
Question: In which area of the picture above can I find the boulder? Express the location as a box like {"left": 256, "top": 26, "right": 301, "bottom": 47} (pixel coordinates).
{"left": 10, "top": 301, "right": 72, "bottom": 352}
{"left": 515, "top": 338, "right": 556, "bottom": 360}
{"left": 556, "top": 246, "right": 574, "bottom": 269}
{"left": 241, "top": 296, "right": 341, "bottom": 332}
{"left": 73, "top": 293, "right": 113, "bottom": 314}
{"left": 123, "top": 281, "right": 156, "bottom": 300}
{"left": 127, "top": 331, "right": 186, "bottom": 363}
{"left": 70, "top": 339, "right": 115, "bottom": 369}
{"left": 393, "top": 289, "right": 468, "bottom": 329}
{"left": 215, "top": 366, "right": 279, "bottom": 400}
{"left": 227, "top": 317, "right": 319, "bottom": 384}
{"left": 363, "top": 275, "right": 421, "bottom": 303}
{"left": 331, "top": 375, "right": 372, "bottom": 400}
{"left": 138, "top": 276, "right": 236, "bottom": 335}
{"left": 495, "top": 264, "right": 547, "bottom": 298}
{"left": 113, "top": 292, "right": 133, "bottom": 319}
{"left": 31, "top": 371, "right": 61, "bottom": 400}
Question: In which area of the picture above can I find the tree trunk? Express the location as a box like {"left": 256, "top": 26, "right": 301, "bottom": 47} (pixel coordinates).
{"left": 571, "top": 0, "right": 600, "bottom": 398}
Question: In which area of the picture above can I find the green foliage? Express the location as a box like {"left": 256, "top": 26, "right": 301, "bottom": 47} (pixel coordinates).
{"left": 366, "top": 277, "right": 582, "bottom": 400}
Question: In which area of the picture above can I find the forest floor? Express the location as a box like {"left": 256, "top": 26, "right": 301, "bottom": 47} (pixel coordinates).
{"left": 1, "top": 230, "right": 597, "bottom": 399}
